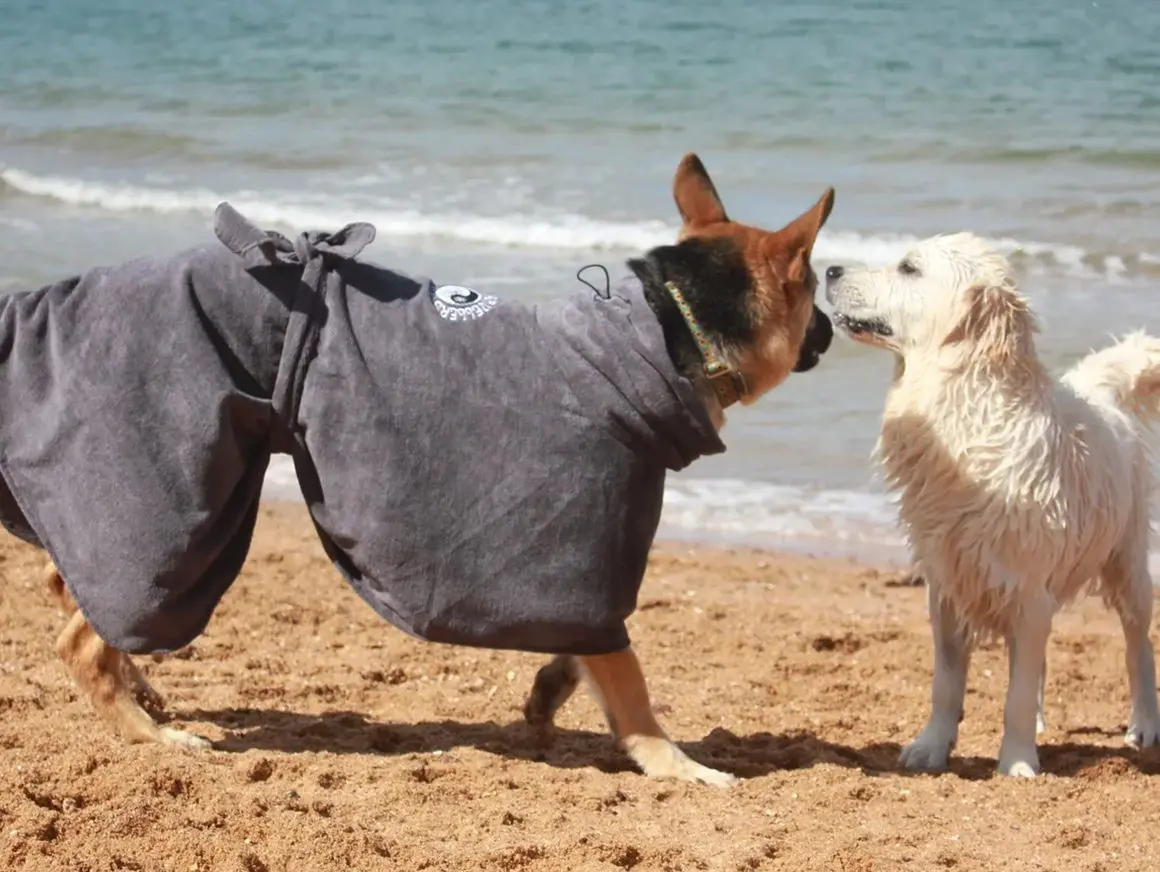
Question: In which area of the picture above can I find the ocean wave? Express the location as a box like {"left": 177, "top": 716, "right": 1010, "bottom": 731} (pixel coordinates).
{"left": 0, "top": 166, "right": 675, "bottom": 252}
{"left": 2, "top": 166, "right": 1153, "bottom": 278}
{"left": 12, "top": 126, "right": 205, "bottom": 161}
{"left": 871, "top": 142, "right": 1160, "bottom": 171}
{"left": 11, "top": 127, "right": 355, "bottom": 171}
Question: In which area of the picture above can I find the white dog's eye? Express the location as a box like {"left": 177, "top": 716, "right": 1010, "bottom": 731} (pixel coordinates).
{"left": 898, "top": 259, "right": 920, "bottom": 276}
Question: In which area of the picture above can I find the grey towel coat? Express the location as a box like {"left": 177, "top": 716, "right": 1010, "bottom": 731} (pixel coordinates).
{"left": 0, "top": 206, "right": 724, "bottom": 656}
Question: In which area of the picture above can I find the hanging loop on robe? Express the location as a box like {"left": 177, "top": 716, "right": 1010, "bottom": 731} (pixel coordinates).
{"left": 213, "top": 202, "right": 376, "bottom": 451}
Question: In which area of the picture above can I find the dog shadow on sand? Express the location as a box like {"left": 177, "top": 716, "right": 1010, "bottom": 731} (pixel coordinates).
{"left": 180, "top": 706, "right": 1160, "bottom": 781}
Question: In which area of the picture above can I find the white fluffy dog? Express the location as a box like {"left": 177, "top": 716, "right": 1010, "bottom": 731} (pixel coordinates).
{"left": 825, "top": 233, "right": 1160, "bottom": 777}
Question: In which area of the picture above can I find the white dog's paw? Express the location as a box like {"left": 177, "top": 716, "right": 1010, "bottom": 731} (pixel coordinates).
{"left": 998, "top": 758, "right": 1039, "bottom": 778}
{"left": 898, "top": 727, "right": 955, "bottom": 771}
{"left": 1125, "top": 720, "right": 1160, "bottom": 749}
{"left": 997, "top": 741, "right": 1040, "bottom": 778}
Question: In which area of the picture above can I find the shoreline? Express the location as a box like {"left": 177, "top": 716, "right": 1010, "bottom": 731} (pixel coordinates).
{"left": 256, "top": 493, "right": 1160, "bottom": 579}
{"left": 256, "top": 482, "right": 915, "bottom": 572}
{"left": 654, "top": 521, "right": 912, "bottom": 569}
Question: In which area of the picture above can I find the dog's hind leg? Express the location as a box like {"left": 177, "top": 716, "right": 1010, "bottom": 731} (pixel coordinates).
{"left": 118, "top": 654, "right": 167, "bottom": 714}
{"left": 577, "top": 647, "right": 737, "bottom": 787}
{"left": 1103, "top": 548, "right": 1160, "bottom": 749}
{"left": 55, "top": 603, "right": 209, "bottom": 751}
{"left": 523, "top": 655, "right": 581, "bottom": 733}
{"left": 900, "top": 585, "right": 971, "bottom": 771}
{"left": 44, "top": 559, "right": 70, "bottom": 610}
{"left": 44, "top": 559, "right": 166, "bottom": 713}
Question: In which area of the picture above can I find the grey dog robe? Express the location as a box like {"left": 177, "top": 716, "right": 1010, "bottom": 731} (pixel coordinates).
{"left": 0, "top": 205, "right": 725, "bottom": 656}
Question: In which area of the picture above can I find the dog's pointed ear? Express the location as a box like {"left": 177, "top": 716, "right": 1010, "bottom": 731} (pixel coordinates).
{"left": 769, "top": 187, "right": 836, "bottom": 282}
{"left": 673, "top": 153, "right": 728, "bottom": 229}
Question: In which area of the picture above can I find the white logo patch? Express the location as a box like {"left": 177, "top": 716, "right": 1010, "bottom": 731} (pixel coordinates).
{"left": 431, "top": 284, "right": 499, "bottom": 321}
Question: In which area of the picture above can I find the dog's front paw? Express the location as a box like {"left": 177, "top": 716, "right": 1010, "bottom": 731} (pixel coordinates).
{"left": 997, "top": 741, "right": 1040, "bottom": 778}
{"left": 623, "top": 735, "right": 737, "bottom": 787}
{"left": 686, "top": 762, "right": 739, "bottom": 788}
{"left": 159, "top": 727, "right": 213, "bottom": 752}
{"left": 1125, "top": 719, "right": 1160, "bottom": 749}
{"left": 654, "top": 757, "right": 737, "bottom": 788}
{"left": 898, "top": 725, "right": 955, "bottom": 771}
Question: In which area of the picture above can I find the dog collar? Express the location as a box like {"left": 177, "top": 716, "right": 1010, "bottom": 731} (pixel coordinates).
{"left": 664, "top": 281, "right": 747, "bottom": 409}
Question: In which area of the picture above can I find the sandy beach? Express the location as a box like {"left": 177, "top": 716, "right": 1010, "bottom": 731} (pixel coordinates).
{"left": 1, "top": 502, "right": 1157, "bottom": 871}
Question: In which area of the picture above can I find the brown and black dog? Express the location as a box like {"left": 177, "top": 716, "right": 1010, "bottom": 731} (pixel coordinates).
{"left": 520, "top": 155, "right": 834, "bottom": 785}
{"left": 31, "top": 153, "right": 834, "bottom": 787}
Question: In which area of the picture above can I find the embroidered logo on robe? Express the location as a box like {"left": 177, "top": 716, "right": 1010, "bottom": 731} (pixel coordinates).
{"left": 432, "top": 285, "right": 499, "bottom": 321}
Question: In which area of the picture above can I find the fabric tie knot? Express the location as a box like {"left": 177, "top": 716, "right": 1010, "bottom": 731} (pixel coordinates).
{"left": 213, "top": 201, "right": 375, "bottom": 269}
{"left": 212, "top": 201, "right": 377, "bottom": 452}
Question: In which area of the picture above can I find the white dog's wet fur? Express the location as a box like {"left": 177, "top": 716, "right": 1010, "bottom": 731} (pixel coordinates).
{"left": 826, "top": 233, "right": 1160, "bottom": 777}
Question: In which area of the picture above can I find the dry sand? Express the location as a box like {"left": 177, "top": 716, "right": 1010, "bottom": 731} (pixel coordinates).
{"left": 2, "top": 503, "right": 1158, "bottom": 871}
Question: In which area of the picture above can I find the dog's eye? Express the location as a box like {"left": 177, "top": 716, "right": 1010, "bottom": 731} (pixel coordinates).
{"left": 898, "top": 260, "right": 920, "bottom": 276}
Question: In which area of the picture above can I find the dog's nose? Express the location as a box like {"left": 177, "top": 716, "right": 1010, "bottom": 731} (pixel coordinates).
{"left": 825, "top": 265, "right": 844, "bottom": 281}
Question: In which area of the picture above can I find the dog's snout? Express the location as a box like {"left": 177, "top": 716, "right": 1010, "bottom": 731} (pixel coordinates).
{"left": 793, "top": 306, "right": 832, "bottom": 373}
{"left": 825, "top": 265, "right": 844, "bottom": 282}
{"left": 813, "top": 307, "right": 833, "bottom": 353}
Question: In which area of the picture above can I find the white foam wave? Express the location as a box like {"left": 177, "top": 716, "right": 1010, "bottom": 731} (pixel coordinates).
{"left": 812, "top": 230, "right": 922, "bottom": 267}
{"left": 263, "top": 456, "right": 908, "bottom": 554}
{"left": 263, "top": 456, "right": 300, "bottom": 500}
{"left": 813, "top": 230, "right": 1109, "bottom": 278}
{"left": 264, "top": 456, "right": 905, "bottom": 540}
{"left": 0, "top": 213, "right": 40, "bottom": 232}
{"left": 660, "top": 477, "right": 905, "bottom": 544}
{"left": 0, "top": 166, "right": 1142, "bottom": 277}
{"left": 263, "top": 459, "right": 1160, "bottom": 571}
{"left": 0, "top": 166, "right": 673, "bottom": 251}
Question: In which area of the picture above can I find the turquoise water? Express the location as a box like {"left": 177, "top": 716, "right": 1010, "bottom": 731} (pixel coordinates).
{"left": 2, "top": 0, "right": 1159, "bottom": 557}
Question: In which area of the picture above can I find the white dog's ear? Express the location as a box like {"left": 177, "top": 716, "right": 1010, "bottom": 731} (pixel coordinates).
{"left": 942, "top": 281, "right": 1035, "bottom": 367}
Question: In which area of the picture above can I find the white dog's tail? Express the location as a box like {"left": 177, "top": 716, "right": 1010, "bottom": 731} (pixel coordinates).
{"left": 1065, "top": 331, "right": 1160, "bottom": 424}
